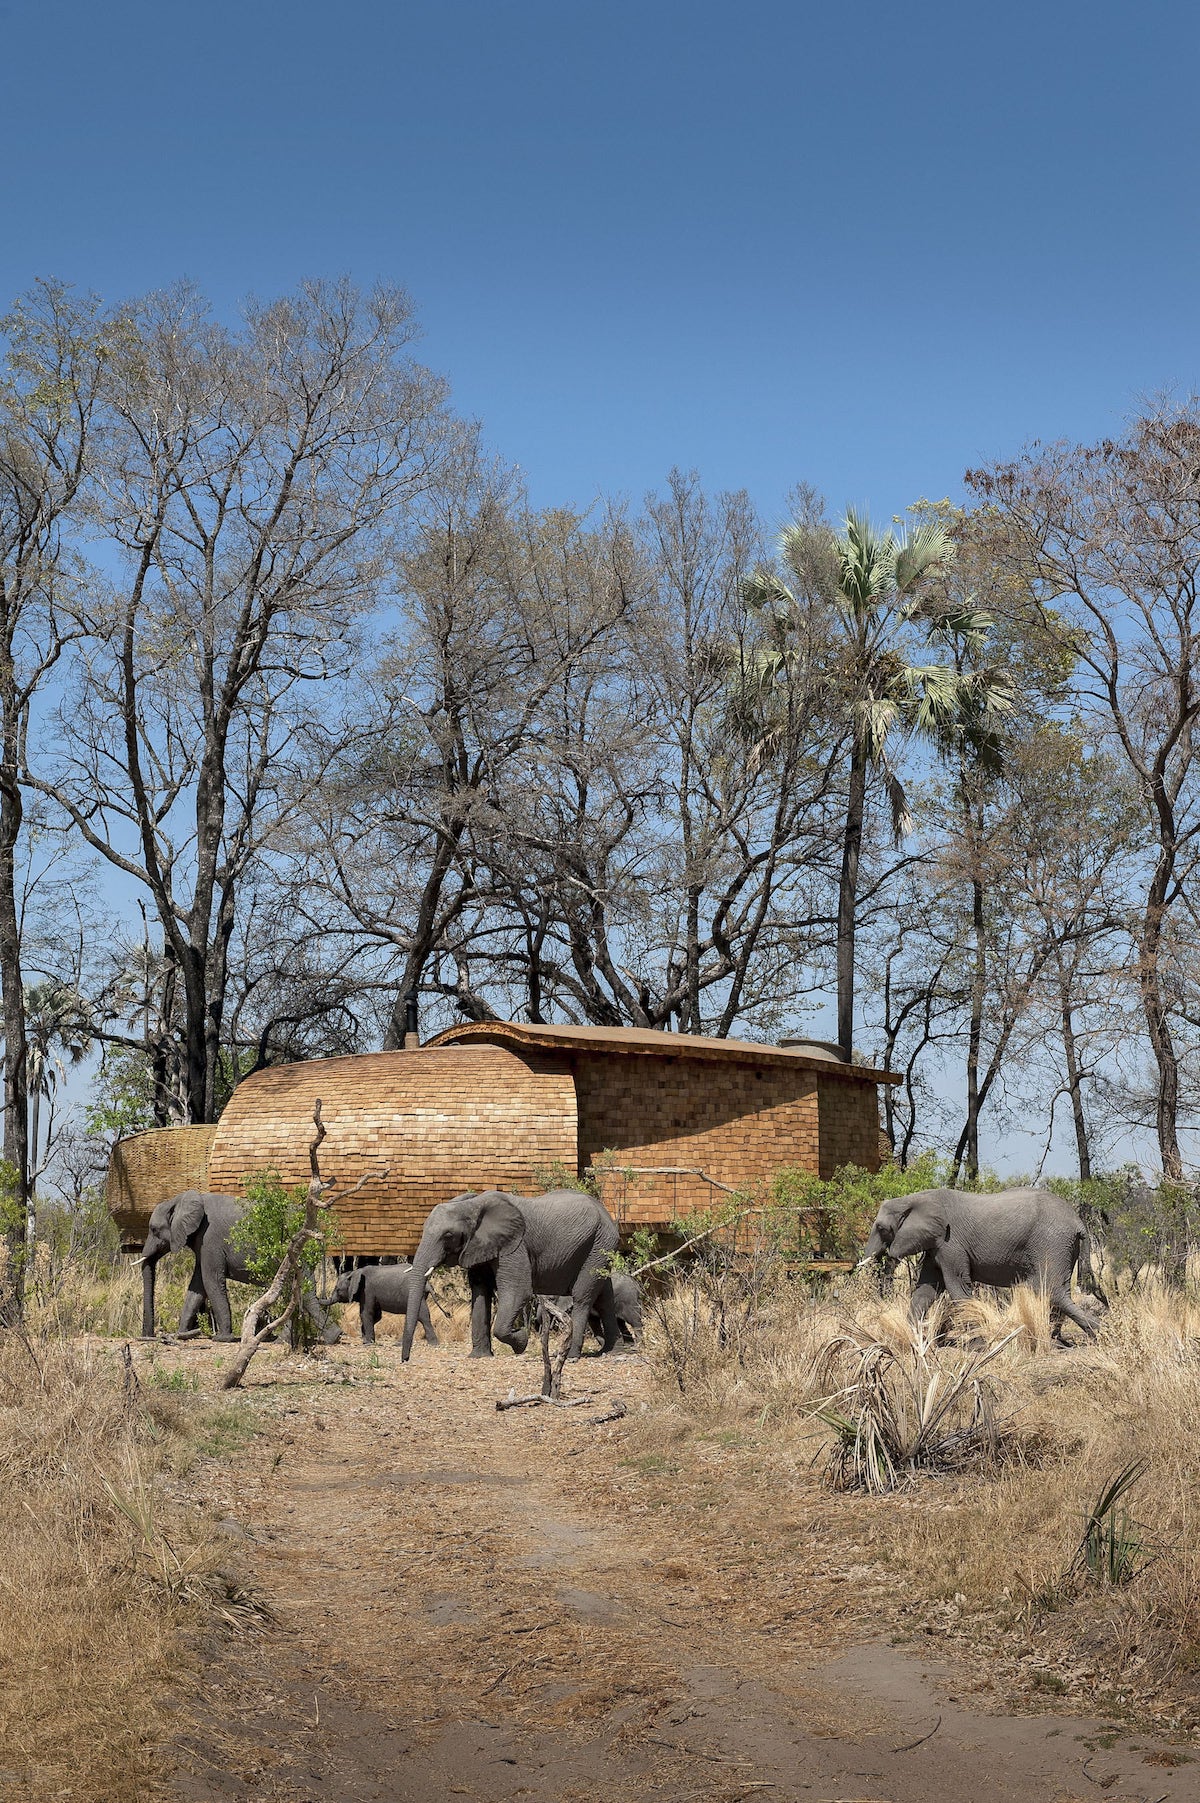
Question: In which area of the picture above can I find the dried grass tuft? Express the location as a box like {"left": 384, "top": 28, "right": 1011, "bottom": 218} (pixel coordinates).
{"left": 640, "top": 1264, "right": 1200, "bottom": 1694}
{"left": 0, "top": 1330, "right": 250, "bottom": 1800}
{"left": 814, "top": 1315, "right": 1024, "bottom": 1492}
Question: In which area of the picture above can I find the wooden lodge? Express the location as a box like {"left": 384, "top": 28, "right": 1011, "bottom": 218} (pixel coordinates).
{"left": 106, "top": 1021, "right": 898, "bottom": 1257}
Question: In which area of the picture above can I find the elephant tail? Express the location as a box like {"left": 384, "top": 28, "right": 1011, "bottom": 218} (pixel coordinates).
{"left": 1075, "top": 1227, "right": 1109, "bottom": 1308}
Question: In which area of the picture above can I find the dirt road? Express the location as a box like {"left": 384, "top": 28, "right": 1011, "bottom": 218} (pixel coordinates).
{"left": 165, "top": 1339, "right": 1196, "bottom": 1803}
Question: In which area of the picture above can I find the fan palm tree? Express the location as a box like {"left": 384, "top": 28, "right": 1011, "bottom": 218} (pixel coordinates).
{"left": 742, "top": 507, "right": 1014, "bottom": 1060}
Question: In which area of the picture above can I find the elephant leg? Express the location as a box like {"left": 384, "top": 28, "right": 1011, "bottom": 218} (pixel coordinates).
{"left": 419, "top": 1300, "right": 439, "bottom": 1345}
{"left": 207, "top": 1266, "right": 235, "bottom": 1340}
{"left": 360, "top": 1297, "right": 380, "bottom": 1345}
{"left": 934, "top": 1253, "right": 974, "bottom": 1303}
{"left": 1050, "top": 1288, "right": 1097, "bottom": 1343}
{"left": 909, "top": 1254, "right": 944, "bottom": 1322}
{"left": 468, "top": 1270, "right": 494, "bottom": 1357}
{"left": 178, "top": 1256, "right": 208, "bottom": 1335}
{"left": 591, "top": 1276, "right": 622, "bottom": 1355}
{"left": 492, "top": 1284, "right": 530, "bottom": 1355}
{"left": 303, "top": 1290, "right": 342, "bottom": 1344}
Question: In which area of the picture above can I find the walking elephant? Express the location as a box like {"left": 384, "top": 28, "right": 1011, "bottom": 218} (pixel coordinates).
{"left": 402, "top": 1188, "right": 621, "bottom": 1362}
{"left": 138, "top": 1189, "right": 340, "bottom": 1344}
{"left": 858, "top": 1186, "right": 1104, "bottom": 1340}
{"left": 330, "top": 1261, "right": 439, "bottom": 1346}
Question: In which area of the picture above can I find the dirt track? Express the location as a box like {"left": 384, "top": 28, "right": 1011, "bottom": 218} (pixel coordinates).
{"left": 164, "top": 1338, "right": 1196, "bottom": 1803}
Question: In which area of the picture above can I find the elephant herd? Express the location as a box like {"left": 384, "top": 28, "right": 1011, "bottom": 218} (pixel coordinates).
{"left": 136, "top": 1180, "right": 1104, "bottom": 1349}
{"left": 136, "top": 1183, "right": 646, "bottom": 1355}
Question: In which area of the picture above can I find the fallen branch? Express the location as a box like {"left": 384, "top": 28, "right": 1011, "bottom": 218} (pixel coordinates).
{"left": 496, "top": 1388, "right": 600, "bottom": 1412}
{"left": 587, "top": 1399, "right": 627, "bottom": 1425}
{"left": 892, "top": 1714, "right": 942, "bottom": 1753}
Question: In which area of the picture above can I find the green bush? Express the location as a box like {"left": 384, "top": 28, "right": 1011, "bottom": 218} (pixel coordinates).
{"left": 231, "top": 1169, "right": 341, "bottom": 1284}
{"left": 1046, "top": 1167, "right": 1200, "bottom": 1282}
{"left": 229, "top": 1169, "right": 342, "bottom": 1347}
{"left": 763, "top": 1149, "right": 946, "bottom": 1263}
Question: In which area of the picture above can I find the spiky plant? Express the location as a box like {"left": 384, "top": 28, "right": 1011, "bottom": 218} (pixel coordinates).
{"left": 814, "top": 1316, "right": 1022, "bottom": 1493}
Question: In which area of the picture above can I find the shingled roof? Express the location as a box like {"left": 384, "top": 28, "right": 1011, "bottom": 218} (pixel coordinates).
{"left": 426, "top": 1019, "right": 899, "bottom": 1085}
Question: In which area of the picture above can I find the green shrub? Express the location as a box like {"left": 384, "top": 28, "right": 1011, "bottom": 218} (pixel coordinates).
{"left": 764, "top": 1149, "right": 946, "bottom": 1263}
{"left": 230, "top": 1169, "right": 332, "bottom": 1285}
{"left": 229, "top": 1169, "right": 341, "bottom": 1348}
{"left": 1046, "top": 1167, "right": 1200, "bottom": 1283}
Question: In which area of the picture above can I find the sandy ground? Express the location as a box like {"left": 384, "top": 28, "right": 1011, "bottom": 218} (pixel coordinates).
{"left": 156, "top": 1335, "right": 1197, "bottom": 1803}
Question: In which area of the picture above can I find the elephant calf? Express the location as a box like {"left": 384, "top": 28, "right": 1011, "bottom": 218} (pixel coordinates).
{"left": 541, "top": 1270, "right": 643, "bottom": 1348}
{"left": 859, "top": 1186, "right": 1103, "bottom": 1341}
{"left": 330, "top": 1262, "right": 439, "bottom": 1347}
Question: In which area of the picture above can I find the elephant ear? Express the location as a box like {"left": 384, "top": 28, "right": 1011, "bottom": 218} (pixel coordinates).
{"left": 888, "top": 1195, "right": 944, "bottom": 1261}
{"left": 459, "top": 1192, "right": 525, "bottom": 1267}
{"left": 348, "top": 1268, "right": 368, "bottom": 1305}
{"left": 167, "top": 1190, "right": 207, "bottom": 1253}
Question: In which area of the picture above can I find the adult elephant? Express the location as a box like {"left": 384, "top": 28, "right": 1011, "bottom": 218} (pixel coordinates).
{"left": 138, "top": 1189, "right": 340, "bottom": 1343}
{"left": 858, "top": 1186, "right": 1103, "bottom": 1340}
{"left": 402, "top": 1188, "right": 620, "bottom": 1362}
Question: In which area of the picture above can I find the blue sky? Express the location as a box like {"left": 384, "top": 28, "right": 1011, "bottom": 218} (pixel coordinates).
{"left": 3, "top": 0, "right": 1197, "bottom": 526}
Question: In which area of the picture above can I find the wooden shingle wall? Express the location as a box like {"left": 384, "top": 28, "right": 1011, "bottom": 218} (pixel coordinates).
{"left": 205, "top": 1047, "right": 578, "bottom": 1255}
{"left": 559, "top": 1049, "right": 823, "bottom": 1227}
{"left": 816, "top": 1073, "right": 884, "bottom": 1177}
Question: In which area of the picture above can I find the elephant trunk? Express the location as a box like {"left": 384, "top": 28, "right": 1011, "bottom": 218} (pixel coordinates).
{"left": 141, "top": 1254, "right": 158, "bottom": 1339}
{"left": 402, "top": 1236, "right": 439, "bottom": 1363}
{"left": 857, "top": 1226, "right": 887, "bottom": 1267}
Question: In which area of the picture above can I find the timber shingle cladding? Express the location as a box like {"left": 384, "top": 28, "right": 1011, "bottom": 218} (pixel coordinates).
{"left": 106, "top": 1024, "right": 896, "bottom": 1254}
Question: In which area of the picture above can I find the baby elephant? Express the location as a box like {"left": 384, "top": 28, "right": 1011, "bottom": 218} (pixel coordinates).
{"left": 543, "top": 1269, "right": 643, "bottom": 1348}
{"left": 330, "top": 1262, "right": 439, "bottom": 1347}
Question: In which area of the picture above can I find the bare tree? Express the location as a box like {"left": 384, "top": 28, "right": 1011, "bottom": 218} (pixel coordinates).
{"left": 0, "top": 282, "right": 108, "bottom": 1312}
{"left": 285, "top": 466, "right": 645, "bottom": 1040}
{"left": 30, "top": 280, "right": 450, "bottom": 1123}
{"left": 970, "top": 408, "right": 1200, "bottom": 1176}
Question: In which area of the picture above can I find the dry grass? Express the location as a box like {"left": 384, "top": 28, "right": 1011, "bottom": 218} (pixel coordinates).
{"left": 639, "top": 1266, "right": 1200, "bottom": 1714}
{"left": 0, "top": 1327, "right": 258, "bottom": 1801}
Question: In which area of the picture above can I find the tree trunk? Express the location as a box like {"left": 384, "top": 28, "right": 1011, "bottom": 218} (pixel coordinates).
{"left": 0, "top": 700, "right": 28, "bottom": 1322}
{"left": 836, "top": 742, "right": 868, "bottom": 1060}
{"left": 1056, "top": 957, "right": 1092, "bottom": 1183}
{"left": 1137, "top": 858, "right": 1182, "bottom": 1181}
{"left": 382, "top": 819, "right": 466, "bottom": 1049}
{"left": 962, "top": 866, "right": 986, "bottom": 1185}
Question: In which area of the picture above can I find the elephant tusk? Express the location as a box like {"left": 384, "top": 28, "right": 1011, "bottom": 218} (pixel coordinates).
{"left": 855, "top": 1256, "right": 875, "bottom": 1269}
{"left": 422, "top": 1265, "right": 437, "bottom": 1279}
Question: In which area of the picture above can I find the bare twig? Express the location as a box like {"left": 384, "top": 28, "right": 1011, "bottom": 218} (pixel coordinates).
{"left": 496, "top": 1390, "right": 599, "bottom": 1412}
{"left": 632, "top": 1209, "right": 754, "bottom": 1278}
{"left": 119, "top": 1342, "right": 140, "bottom": 1411}
{"left": 587, "top": 1399, "right": 627, "bottom": 1425}
{"left": 892, "top": 1714, "right": 942, "bottom": 1753}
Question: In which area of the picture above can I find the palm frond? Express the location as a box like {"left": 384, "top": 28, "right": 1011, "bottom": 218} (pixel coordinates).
{"left": 884, "top": 768, "right": 913, "bottom": 843}
{"left": 740, "top": 568, "right": 795, "bottom": 618}
{"left": 915, "top": 599, "right": 995, "bottom": 657}
{"left": 837, "top": 508, "right": 897, "bottom": 619}
{"left": 855, "top": 695, "right": 901, "bottom": 760}
{"left": 892, "top": 520, "right": 953, "bottom": 593}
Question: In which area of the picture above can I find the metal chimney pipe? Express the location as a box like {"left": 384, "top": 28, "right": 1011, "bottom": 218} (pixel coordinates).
{"left": 403, "top": 989, "right": 420, "bottom": 1050}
